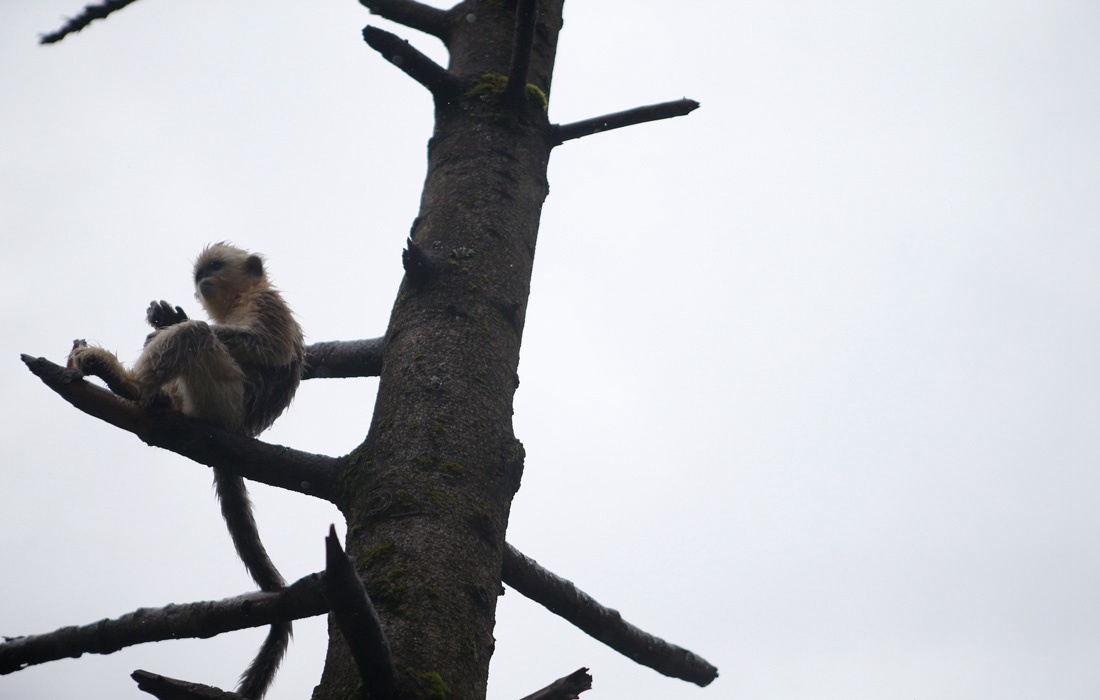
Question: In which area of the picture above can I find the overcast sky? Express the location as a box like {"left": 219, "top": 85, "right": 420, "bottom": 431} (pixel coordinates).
{"left": 4, "top": 1, "right": 1100, "bottom": 698}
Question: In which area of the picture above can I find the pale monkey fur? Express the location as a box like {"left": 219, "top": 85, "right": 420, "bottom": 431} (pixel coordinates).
{"left": 67, "top": 243, "right": 304, "bottom": 699}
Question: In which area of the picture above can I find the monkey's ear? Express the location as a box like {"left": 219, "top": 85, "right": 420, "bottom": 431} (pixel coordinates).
{"left": 246, "top": 255, "right": 264, "bottom": 277}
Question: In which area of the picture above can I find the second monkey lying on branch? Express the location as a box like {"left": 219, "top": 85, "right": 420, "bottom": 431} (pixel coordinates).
{"left": 67, "top": 242, "right": 304, "bottom": 700}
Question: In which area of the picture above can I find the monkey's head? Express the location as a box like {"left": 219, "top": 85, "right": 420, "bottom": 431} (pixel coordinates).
{"left": 193, "top": 242, "right": 268, "bottom": 323}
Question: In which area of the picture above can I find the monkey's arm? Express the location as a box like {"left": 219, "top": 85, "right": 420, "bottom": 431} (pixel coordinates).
{"left": 212, "top": 304, "right": 302, "bottom": 369}
{"left": 205, "top": 289, "right": 301, "bottom": 369}
{"left": 214, "top": 326, "right": 300, "bottom": 370}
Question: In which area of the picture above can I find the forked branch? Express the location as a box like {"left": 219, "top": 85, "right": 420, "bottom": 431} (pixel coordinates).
{"left": 362, "top": 26, "right": 459, "bottom": 100}
{"left": 0, "top": 574, "right": 326, "bottom": 675}
{"left": 359, "top": 0, "right": 453, "bottom": 40}
{"left": 324, "top": 526, "right": 397, "bottom": 699}
{"left": 501, "top": 544, "right": 718, "bottom": 687}
{"left": 40, "top": 0, "right": 141, "bottom": 44}
{"left": 552, "top": 99, "right": 700, "bottom": 146}
{"left": 21, "top": 355, "right": 344, "bottom": 503}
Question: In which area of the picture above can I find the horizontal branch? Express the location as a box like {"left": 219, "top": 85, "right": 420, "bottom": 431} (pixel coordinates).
{"left": 501, "top": 544, "right": 718, "bottom": 687}
{"left": 324, "top": 526, "right": 397, "bottom": 698}
{"left": 362, "top": 26, "right": 459, "bottom": 100}
{"left": 303, "top": 337, "right": 384, "bottom": 379}
{"left": 359, "top": 0, "right": 453, "bottom": 40}
{"left": 21, "top": 355, "right": 345, "bottom": 503}
{"left": 519, "top": 667, "right": 592, "bottom": 700}
{"left": 0, "top": 574, "right": 327, "bottom": 674}
{"left": 40, "top": 0, "right": 141, "bottom": 44}
{"left": 3, "top": 543, "right": 705, "bottom": 684}
{"left": 551, "top": 98, "right": 700, "bottom": 146}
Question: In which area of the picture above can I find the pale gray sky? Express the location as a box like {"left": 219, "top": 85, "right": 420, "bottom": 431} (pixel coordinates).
{"left": 3, "top": 1, "right": 1100, "bottom": 698}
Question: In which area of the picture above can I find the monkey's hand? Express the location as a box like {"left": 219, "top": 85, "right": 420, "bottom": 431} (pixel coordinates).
{"left": 147, "top": 300, "right": 188, "bottom": 330}
{"left": 67, "top": 340, "right": 142, "bottom": 402}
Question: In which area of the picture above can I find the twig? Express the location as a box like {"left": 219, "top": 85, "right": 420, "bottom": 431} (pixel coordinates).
{"left": 40, "top": 0, "right": 141, "bottom": 44}
{"left": 132, "top": 670, "right": 245, "bottom": 700}
{"left": 501, "top": 544, "right": 718, "bottom": 687}
{"left": 324, "top": 526, "right": 398, "bottom": 699}
{"left": 518, "top": 667, "right": 592, "bottom": 700}
{"left": 362, "top": 26, "right": 459, "bottom": 100}
{"left": 21, "top": 355, "right": 344, "bottom": 503}
{"left": 304, "top": 338, "right": 384, "bottom": 379}
{"left": 0, "top": 574, "right": 327, "bottom": 674}
{"left": 551, "top": 98, "right": 700, "bottom": 146}
{"left": 360, "top": 0, "right": 452, "bottom": 40}
{"left": 504, "top": 0, "right": 539, "bottom": 108}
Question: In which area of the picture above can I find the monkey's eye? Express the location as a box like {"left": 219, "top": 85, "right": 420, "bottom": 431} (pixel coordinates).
{"left": 195, "top": 260, "right": 225, "bottom": 282}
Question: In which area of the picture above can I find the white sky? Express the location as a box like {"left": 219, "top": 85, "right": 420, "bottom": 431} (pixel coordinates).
{"left": 3, "top": 1, "right": 1100, "bottom": 698}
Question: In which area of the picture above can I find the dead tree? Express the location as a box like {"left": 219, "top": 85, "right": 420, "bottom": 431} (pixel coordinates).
{"left": 9, "top": 0, "right": 715, "bottom": 698}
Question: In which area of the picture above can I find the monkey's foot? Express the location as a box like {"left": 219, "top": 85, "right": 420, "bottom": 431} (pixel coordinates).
{"left": 147, "top": 300, "right": 188, "bottom": 329}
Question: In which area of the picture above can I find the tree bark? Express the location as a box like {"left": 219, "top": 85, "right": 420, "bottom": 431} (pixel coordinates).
{"left": 313, "top": 2, "right": 564, "bottom": 698}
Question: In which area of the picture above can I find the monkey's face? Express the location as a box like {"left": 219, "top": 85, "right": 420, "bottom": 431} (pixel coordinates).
{"left": 195, "top": 258, "right": 227, "bottom": 299}
{"left": 193, "top": 244, "right": 265, "bottom": 323}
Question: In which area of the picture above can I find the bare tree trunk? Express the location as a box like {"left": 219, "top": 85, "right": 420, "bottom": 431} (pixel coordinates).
{"left": 313, "top": 2, "right": 563, "bottom": 698}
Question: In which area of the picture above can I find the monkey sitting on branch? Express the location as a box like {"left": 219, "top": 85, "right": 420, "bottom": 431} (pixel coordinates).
{"left": 67, "top": 242, "right": 304, "bottom": 700}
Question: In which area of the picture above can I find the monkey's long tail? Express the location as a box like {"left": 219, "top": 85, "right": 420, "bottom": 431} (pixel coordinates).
{"left": 214, "top": 469, "right": 292, "bottom": 700}
{"left": 237, "top": 620, "right": 292, "bottom": 700}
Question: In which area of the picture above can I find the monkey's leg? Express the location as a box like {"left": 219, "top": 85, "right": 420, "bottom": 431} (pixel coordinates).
{"left": 135, "top": 321, "right": 246, "bottom": 431}
{"left": 67, "top": 340, "right": 142, "bottom": 401}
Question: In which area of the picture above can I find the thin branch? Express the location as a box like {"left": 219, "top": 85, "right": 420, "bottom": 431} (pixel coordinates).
{"left": 304, "top": 338, "right": 384, "bottom": 379}
{"left": 551, "top": 98, "right": 700, "bottom": 146}
{"left": 40, "top": 0, "right": 142, "bottom": 44}
{"left": 324, "top": 526, "right": 397, "bottom": 699}
{"left": 360, "top": 0, "right": 453, "bottom": 40}
{"left": 501, "top": 544, "right": 718, "bottom": 687}
{"left": 2, "top": 542, "right": 712, "bottom": 685}
{"left": 21, "top": 355, "right": 344, "bottom": 503}
{"left": 132, "top": 670, "right": 244, "bottom": 700}
{"left": 518, "top": 668, "right": 592, "bottom": 700}
{"left": 504, "top": 0, "right": 539, "bottom": 108}
{"left": 0, "top": 574, "right": 327, "bottom": 675}
{"left": 362, "top": 26, "right": 459, "bottom": 100}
